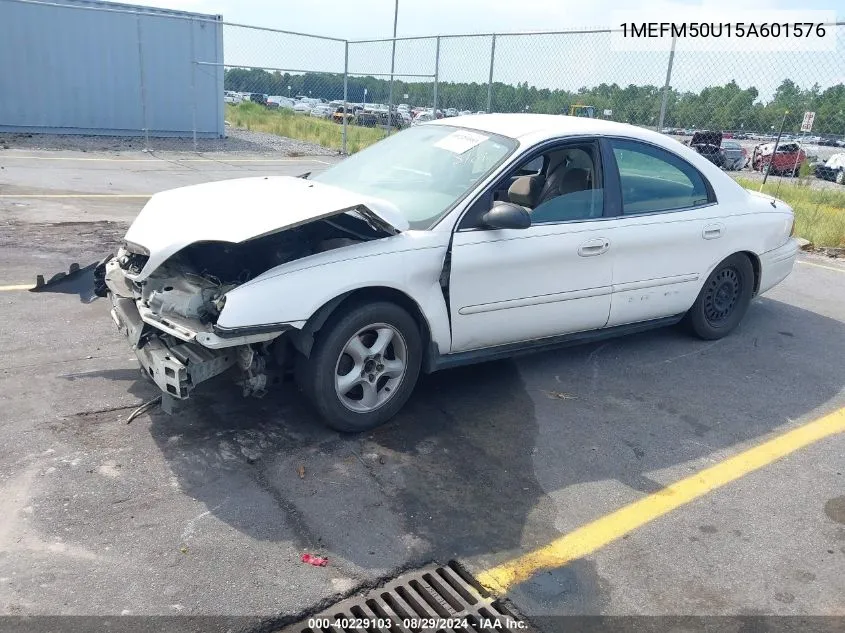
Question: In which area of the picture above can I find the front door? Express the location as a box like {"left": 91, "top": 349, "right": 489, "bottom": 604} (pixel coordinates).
{"left": 447, "top": 139, "right": 615, "bottom": 352}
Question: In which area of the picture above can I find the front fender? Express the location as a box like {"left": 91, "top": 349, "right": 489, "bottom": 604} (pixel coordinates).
{"left": 216, "top": 246, "right": 452, "bottom": 353}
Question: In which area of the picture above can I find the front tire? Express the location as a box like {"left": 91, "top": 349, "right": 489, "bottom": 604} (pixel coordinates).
{"left": 685, "top": 254, "right": 755, "bottom": 340}
{"left": 298, "top": 301, "right": 422, "bottom": 432}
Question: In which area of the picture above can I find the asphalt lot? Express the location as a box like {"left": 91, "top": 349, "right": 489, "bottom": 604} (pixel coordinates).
{"left": 1, "top": 148, "right": 844, "bottom": 627}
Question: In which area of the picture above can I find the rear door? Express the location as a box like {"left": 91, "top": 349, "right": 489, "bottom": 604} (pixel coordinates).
{"left": 603, "top": 138, "right": 725, "bottom": 327}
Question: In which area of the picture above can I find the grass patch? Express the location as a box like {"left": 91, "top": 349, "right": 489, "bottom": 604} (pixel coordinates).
{"left": 734, "top": 177, "right": 845, "bottom": 247}
{"left": 226, "top": 102, "right": 384, "bottom": 153}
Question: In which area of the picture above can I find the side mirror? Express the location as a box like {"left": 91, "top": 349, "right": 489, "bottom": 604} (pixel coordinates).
{"left": 481, "top": 201, "right": 531, "bottom": 230}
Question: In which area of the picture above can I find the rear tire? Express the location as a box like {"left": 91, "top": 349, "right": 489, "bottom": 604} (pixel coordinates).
{"left": 297, "top": 301, "right": 422, "bottom": 432}
{"left": 685, "top": 254, "right": 755, "bottom": 340}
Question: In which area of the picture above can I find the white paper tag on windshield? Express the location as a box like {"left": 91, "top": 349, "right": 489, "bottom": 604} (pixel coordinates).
{"left": 434, "top": 130, "right": 489, "bottom": 154}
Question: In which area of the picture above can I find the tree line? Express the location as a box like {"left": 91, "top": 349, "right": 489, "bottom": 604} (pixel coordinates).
{"left": 225, "top": 68, "right": 845, "bottom": 136}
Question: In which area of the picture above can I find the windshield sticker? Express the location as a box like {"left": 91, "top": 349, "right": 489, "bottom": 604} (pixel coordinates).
{"left": 434, "top": 130, "right": 489, "bottom": 154}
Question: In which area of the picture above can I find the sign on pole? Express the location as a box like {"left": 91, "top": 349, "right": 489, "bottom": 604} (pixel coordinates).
{"left": 800, "top": 111, "right": 815, "bottom": 132}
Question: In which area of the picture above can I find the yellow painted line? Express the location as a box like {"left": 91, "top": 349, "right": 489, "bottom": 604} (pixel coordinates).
{"left": 477, "top": 406, "right": 845, "bottom": 594}
{"left": 0, "top": 194, "right": 151, "bottom": 199}
{"left": 798, "top": 260, "right": 845, "bottom": 273}
{"left": 0, "top": 284, "right": 35, "bottom": 292}
{"left": 0, "top": 155, "right": 331, "bottom": 164}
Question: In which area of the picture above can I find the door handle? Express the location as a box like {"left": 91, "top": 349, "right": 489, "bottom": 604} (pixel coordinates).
{"left": 578, "top": 238, "right": 610, "bottom": 257}
{"left": 703, "top": 223, "right": 724, "bottom": 240}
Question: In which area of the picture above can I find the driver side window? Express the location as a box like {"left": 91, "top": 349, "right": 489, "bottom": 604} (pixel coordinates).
{"left": 506, "top": 142, "right": 604, "bottom": 225}
{"left": 460, "top": 141, "right": 605, "bottom": 230}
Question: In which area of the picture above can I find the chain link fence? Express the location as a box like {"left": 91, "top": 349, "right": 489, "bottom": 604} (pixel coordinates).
{"left": 3, "top": 1, "right": 844, "bottom": 160}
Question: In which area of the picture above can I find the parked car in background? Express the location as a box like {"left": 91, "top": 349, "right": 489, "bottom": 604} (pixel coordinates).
{"left": 688, "top": 130, "right": 725, "bottom": 168}
{"left": 248, "top": 93, "right": 268, "bottom": 106}
{"left": 310, "top": 104, "right": 333, "bottom": 119}
{"left": 459, "top": 110, "right": 473, "bottom": 116}
{"left": 332, "top": 105, "right": 356, "bottom": 125}
{"left": 293, "top": 101, "right": 313, "bottom": 115}
{"left": 98, "top": 114, "right": 799, "bottom": 431}
{"left": 267, "top": 96, "right": 295, "bottom": 110}
{"left": 752, "top": 142, "right": 806, "bottom": 176}
{"left": 411, "top": 110, "right": 436, "bottom": 125}
{"left": 356, "top": 107, "right": 382, "bottom": 127}
{"left": 813, "top": 153, "right": 845, "bottom": 185}
{"left": 721, "top": 140, "right": 748, "bottom": 171}
{"left": 224, "top": 91, "right": 243, "bottom": 105}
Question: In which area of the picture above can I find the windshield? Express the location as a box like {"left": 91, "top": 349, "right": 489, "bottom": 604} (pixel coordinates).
{"left": 312, "top": 125, "right": 518, "bottom": 229}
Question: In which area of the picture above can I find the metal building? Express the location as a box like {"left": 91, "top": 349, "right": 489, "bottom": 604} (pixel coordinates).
{"left": 0, "top": 0, "right": 224, "bottom": 138}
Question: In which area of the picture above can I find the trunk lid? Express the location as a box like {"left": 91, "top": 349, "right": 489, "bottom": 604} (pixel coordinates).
{"left": 123, "top": 176, "right": 409, "bottom": 280}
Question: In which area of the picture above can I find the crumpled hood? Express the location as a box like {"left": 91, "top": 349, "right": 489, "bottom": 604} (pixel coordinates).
{"left": 122, "top": 176, "right": 409, "bottom": 280}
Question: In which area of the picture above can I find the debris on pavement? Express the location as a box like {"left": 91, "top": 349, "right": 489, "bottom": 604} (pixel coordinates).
{"left": 542, "top": 390, "right": 578, "bottom": 400}
{"left": 297, "top": 465, "right": 306, "bottom": 479}
{"left": 126, "top": 395, "right": 162, "bottom": 424}
{"left": 301, "top": 553, "right": 328, "bottom": 567}
{"left": 795, "top": 237, "right": 813, "bottom": 251}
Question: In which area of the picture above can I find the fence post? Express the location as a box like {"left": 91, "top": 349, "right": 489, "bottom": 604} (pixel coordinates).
{"left": 386, "top": 3, "right": 398, "bottom": 137}
{"left": 657, "top": 35, "right": 676, "bottom": 132}
{"left": 343, "top": 41, "right": 349, "bottom": 155}
{"left": 486, "top": 34, "right": 496, "bottom": 113}
{"left": 136, "top": 16, "right": 150, "bottom": 150}
{"left": 432, "top": 36, "right": 440, "bottom": 117}
{"left": 190, "top": 18, "right": 198, "bottom": 151}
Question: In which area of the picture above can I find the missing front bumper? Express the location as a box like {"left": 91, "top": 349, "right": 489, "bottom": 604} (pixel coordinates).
{"left": 110, "top": 293, "right": 236, "bottom": 399}
{"left": 136, "top": 337, "right": 237, "bottom": 399}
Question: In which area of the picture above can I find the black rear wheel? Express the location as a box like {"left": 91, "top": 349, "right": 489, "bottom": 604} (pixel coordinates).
{"left": 685, "top": 254, "right": 755, "bottom": 340}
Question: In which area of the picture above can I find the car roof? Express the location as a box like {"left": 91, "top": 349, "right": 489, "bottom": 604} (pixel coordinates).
{"left": 429, "top": 113, "right": 750, "bottom": 204}
{"left": 428, "top": 113, "right": 663, "bottom": 143}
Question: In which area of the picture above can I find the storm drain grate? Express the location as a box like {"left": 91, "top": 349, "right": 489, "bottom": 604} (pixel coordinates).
{"left": 282, "top": 561, "right": 529, "bottom": 633}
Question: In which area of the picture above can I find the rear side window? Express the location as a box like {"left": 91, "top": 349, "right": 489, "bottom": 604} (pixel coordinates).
{"left": 610, "top": 139, "right": 713, "bottom": 215}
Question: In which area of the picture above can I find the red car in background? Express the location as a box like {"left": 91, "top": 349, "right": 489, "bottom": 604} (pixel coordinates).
{"left": 751, "top": 142, "right": 806, "bottom": 176}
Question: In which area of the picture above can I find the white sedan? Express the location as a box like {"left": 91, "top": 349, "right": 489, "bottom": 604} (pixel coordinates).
{"left": 98, "top": 115, "right": 799, "bottom": 431}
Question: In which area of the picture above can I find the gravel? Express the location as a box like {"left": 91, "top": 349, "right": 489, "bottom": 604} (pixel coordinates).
{"left": 0, "top": 125, "right": 338, "bottom": 157}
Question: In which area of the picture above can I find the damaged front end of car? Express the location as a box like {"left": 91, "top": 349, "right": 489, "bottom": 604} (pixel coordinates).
{"left": 96, "top": 244, "right": 288, "bottom": 408}
{"left": 95, "top": 176, "right": 406, "bottom": 411}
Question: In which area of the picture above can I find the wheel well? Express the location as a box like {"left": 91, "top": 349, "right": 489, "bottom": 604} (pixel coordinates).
{"left": 740, "top": 250, "right": 762, "bottom": 296}
{"left": 290, "top": 286, "right": 433, "bottom": 361}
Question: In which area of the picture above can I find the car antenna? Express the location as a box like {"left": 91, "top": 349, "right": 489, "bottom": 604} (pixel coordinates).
{"left": 761, "top": 110, "right": 789, "bottom": 206}
{"left": 298, "top": 171, "right": 311, "bottom": 179}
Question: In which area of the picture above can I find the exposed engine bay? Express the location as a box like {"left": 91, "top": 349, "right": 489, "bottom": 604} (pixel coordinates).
{"left": 99, "top": 212, "right": 390, "bottom": 408}
{"left": 113, "top": 213, "right": 386, "bottom": 323}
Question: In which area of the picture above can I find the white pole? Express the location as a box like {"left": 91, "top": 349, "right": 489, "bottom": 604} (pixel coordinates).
{"left": 386, "top": 0, "right": 398, "bottom": 136}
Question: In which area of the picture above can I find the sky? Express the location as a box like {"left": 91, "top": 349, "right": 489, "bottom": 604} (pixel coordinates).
{"left": 99, "top": 0, "right": 845, "bottom": 101}
{"left": 105, "top": 0, "right": 843, "bottom": 40}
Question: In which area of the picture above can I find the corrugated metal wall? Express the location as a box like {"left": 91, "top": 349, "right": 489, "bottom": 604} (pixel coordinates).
{"left": 0, "top": 0, "right": 224, "bottom": 138}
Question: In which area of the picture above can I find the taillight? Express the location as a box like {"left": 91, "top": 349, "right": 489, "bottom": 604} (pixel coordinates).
{"left": 789, "top": 219, "right": 795, "bottom": 237}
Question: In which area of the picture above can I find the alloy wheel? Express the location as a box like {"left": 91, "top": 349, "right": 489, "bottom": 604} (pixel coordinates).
{"left": 334, "top": 323, "right": 407, "bottom": 413}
